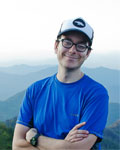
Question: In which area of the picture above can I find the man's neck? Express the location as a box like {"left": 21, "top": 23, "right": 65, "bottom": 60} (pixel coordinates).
{"left": 57, "top": 66, "right": 84, "bottom": 83}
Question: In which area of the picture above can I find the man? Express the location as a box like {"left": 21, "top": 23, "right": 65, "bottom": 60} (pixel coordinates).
{"left": 12, "top": 17, "right": 109, "bottom": 150}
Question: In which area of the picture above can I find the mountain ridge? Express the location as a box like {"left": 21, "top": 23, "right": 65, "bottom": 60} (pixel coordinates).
{"left": 0, "top": 66, "right": 119, "bottom": 105}
{"left": 0, "top": 64, "right": 55, "bottom": 75}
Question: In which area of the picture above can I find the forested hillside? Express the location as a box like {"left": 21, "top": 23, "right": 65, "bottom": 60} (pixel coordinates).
{"left": 0, "top": 122, "right": 13, "bottom": 150}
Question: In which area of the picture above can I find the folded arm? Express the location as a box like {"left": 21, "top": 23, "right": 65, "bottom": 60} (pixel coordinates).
{"left": 26, "top": 122, "right": 97, "bottom": 150}
{"left": 12, "top": 123, "right": 39, "bottom": 150}
{"left": 37, "top": 134, "right": 97, "bottom": 150}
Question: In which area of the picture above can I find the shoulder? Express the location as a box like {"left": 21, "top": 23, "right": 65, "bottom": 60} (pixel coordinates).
{"left": 84, "top": 74, "right": 108, "bottom": 93}
{"left": 26, "top": 74, "right": 56, "bottom": 98}
{"left": 82, "top": 75, "right": 109, "bottom": 103}
{"left": 30, "top": 74, "right": 55, "bottom": 87}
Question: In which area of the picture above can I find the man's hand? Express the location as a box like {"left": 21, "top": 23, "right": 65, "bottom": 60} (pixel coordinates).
{"left": 64, "top": 122, "right": 89, "bottom": 143}
{"left": 26, "top": 128, "right": 38, "bottom": 143}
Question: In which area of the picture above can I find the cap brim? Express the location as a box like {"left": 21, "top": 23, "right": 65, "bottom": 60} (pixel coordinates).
{"left": 57, "top": 29, "right": 92, "bottom": 45}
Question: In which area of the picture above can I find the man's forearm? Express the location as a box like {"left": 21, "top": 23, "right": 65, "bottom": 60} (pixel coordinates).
{"left": 12, "top": 139, "right": 39, "bottom": 150}
{"left": 37, "top": 135, "right": 67, "bottom": 150}
{"left": 37, "top": 135, "right": 92, "bottom": 150}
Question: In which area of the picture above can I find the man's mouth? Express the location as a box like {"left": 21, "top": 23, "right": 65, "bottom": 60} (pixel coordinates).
{"left": 64, "top": 54, "right": 79, "bottom": 59}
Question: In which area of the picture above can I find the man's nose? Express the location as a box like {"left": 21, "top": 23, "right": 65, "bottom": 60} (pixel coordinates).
{"left": 69, "top": 44, "right": 77, "bottom": 53}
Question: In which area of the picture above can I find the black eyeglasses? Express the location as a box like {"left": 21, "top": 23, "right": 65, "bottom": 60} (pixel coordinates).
{"left": 57, "top": 39, "right": 91, "bottom": 52}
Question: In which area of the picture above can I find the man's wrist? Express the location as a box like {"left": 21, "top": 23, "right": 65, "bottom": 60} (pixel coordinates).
{"left": 26, "top": 128, "right": 39, "bottom": 144}
{"left": 30, "top": 133, "right": 40, "bottom": 147}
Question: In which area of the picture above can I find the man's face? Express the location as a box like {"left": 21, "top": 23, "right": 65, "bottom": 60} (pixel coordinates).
{"left": 54, "top": 32, "right": 91, "bottom": 70}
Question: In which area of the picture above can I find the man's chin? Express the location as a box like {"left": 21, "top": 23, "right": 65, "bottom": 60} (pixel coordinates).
{"left": 64, "top": 64, "right": 81, "bottom": 71}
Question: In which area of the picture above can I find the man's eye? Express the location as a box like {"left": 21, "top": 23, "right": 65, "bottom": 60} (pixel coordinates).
{"left": 77, "top": 45, "right": 85, "bottom": 49}
{"left": 66, "top": 42, "right": 71, "bottom": 45}
{"left": 64, "top": 40, "right": 72, "bottom": 45}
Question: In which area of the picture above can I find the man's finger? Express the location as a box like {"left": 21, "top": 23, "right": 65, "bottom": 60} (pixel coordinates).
{"left": 77, "top": 130, "right": 89, "bottom": 134}
{"left": 69, "top": 129, "right": 89, "bottom": 136}
{"left": 72, "top": 122, "right": 86, "bottom": 130}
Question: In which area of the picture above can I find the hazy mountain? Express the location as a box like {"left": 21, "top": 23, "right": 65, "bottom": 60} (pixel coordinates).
{"left": 106, "top": 103, "right": 120, "bottom": 126}
{"left": 0, "top": 90, "right": 25, "bottom": 121}
{"left": 0, "top": 64, "right": 54, "bottom": 75}
{"left": 0, "top": 65, "right": 58, "bottom": 100}
{"left": 0, "top": 66, "right": 119, "bottom": 104}
{"left": 101, "top": 120, "right": 120, "bottom": 149}
{"left": 83, "top": 51, "right": 120, "bottom": 70}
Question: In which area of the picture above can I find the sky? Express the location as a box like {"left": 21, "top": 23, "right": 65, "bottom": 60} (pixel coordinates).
{"left": 0, "top": 0, "right": 120, "bottom": 69}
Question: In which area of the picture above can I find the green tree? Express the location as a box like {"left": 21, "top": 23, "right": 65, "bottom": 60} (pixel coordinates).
{"left": 0, "top": 122, "right": 13, "bottom": 150}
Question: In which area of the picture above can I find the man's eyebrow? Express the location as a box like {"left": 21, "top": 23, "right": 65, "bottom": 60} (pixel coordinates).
{"left": 74, "top": 40, "right": 88, "bottom": 44}
{"left": 63, "top": 37, "right": 72, "bottom": 41}
{"left": 63, "top": 37, "right": 88, "bottom": 44}
{"left": 78, "top": 41, "right": 87, "bottom": 44}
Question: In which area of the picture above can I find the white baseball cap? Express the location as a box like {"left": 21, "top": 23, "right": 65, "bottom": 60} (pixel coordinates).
{"left": 57, "top": 17, "right": 94, "bottom": 46}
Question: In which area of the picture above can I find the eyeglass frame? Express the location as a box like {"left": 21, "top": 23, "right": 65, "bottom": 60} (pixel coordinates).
{"left": 56, "top": 38, "right": 92, "bottom": 52}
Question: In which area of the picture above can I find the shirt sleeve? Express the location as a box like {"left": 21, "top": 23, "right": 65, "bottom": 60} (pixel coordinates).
{"left": 16, "top": 85, "right": 34, "bottom": 128}
{"left": 79, "top": 87, "right": 109, "bottom": 142}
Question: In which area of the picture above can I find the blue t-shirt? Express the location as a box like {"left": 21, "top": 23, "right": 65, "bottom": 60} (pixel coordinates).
{"left": 17, "top": 74, "right": 109, "bottom": 149}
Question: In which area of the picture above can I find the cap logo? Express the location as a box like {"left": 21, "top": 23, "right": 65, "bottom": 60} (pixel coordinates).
{"left": 73, "top": 18, "right": 86, "bottom": 28}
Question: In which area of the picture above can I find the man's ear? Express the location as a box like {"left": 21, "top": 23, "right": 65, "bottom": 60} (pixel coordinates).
{"left": 87, "top": 49, "right": 91, "bottom": 56}
{"left": 54, "top": 41, "right": 59, "bottom": 54}
{"left": 85, "top": 49, "right": 91, "bottom": 59}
